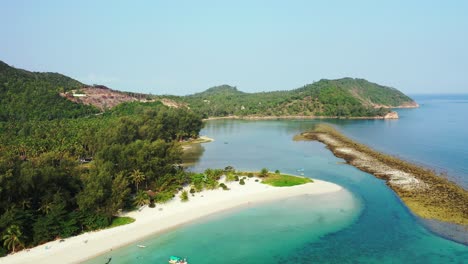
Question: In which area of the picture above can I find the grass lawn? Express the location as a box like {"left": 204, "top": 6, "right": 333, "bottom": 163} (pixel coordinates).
{"left": 262, "top": 173, "right": 313, "bottom": 187}
{"left": 108, "top": 216, "right": 135, "bottom": 228}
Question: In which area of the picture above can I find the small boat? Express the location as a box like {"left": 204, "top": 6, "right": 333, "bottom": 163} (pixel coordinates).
{"left": 169, "top": 256, "right": 188, "bottom": 264}
{"left": 296, "top": 168, "right": 305, "bottom": 172}
{"left": 137, "top": 245, "right": 146, "bottom": 248}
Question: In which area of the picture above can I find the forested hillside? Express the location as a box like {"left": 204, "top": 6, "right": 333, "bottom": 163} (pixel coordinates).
{"left": 0, "top": 60, "right": 416, "bottom": 121}
{"left": 0, "top": 101, "right": 204, "bottom": 255}
{"left": 179, "top": 78, "right": 417, "bottom": 118}
{"left": 0, "top": 61, "right": 98, "bottom": 121}
{"left": 0, "top": 61, "right": 205, "bottom": 255}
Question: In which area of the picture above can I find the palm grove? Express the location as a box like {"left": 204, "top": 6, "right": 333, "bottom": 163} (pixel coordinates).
{"left": 0, "top": 62, "right": 203, "bottom": 255}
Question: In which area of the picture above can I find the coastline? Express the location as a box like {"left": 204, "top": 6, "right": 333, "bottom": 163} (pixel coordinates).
{"left": 0, "top": 178, "right": 344, "bottom": 264}
{"left": 181, "top": 135, "right": 214, "bottom": 151}
{"left": 202, "top": 112, "right": 400, "bottom": 121}
{"left": 296, "top": 124, "right": 468, "bottom": 244}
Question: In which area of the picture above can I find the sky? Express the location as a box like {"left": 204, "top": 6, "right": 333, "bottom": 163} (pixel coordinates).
{"left": 1, "top": 0, "right": 467, "bottom": 95}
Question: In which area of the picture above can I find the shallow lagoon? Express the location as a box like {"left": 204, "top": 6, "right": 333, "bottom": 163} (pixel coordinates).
{"left": 85, "top": 189, "right": 361, "bottom": 264}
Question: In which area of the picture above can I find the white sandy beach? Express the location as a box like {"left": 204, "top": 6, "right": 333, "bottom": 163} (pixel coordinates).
{"left": 0, "top": 177, "right": 343, "bottom": 264}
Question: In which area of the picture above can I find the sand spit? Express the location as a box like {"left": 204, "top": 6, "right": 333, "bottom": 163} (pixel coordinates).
{"left": 0, "top": 178, "right": 343, "bottom": 264}
{"left": 297, "top": 124, "right": 468, "bottom": 244}
{"left": 202, "top": 113, "right": 399, "bottom": 121}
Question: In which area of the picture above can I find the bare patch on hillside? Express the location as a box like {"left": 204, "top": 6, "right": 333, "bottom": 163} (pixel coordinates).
{"left": 60, "top": 85, "right": 186, "bottom": 111}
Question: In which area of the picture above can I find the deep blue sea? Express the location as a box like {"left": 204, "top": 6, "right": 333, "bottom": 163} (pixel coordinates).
{"left": 87, "top": 94, "right": 468, "bottom": 263}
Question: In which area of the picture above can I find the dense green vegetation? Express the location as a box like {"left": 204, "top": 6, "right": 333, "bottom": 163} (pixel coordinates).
{"left": 0, "top": 103, "right": 203, "bottom": 255}
{"left": 0, "top": 62, "right": 205, "bottom": 255}
{"left": 0, "top": 61, "right": 99, "bottom": 121}
{"left": 178, "top": 78, "right": 415, "bottom": 118}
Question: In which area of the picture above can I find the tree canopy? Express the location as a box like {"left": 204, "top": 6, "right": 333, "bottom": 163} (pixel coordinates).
{"left": 0, "top": 98, "right": 203, "bottom": 255}
{"left": 0, "top": 60, "right": 99, "bottom": 121}
{"left": 178, "top": 78, "right": 415, "bottom": 118}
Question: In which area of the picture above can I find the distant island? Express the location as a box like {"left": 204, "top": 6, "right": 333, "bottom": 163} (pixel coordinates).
{"left": 178, "top": 80, "right": 418, "bottom": 119}
{"left": 0, "top": 60, "right": 418, "bottom": 122}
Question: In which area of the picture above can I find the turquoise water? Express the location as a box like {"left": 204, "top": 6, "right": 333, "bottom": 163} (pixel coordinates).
{"left": 87, "top": 95, "right": 468, "bottom": 263}
{"left": 85, "top": 190, "right": 361, "bottom": 264}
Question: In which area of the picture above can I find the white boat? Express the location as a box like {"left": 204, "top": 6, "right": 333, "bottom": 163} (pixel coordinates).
{"left": 137, "top": 245, "right": 146, "bottom": 248}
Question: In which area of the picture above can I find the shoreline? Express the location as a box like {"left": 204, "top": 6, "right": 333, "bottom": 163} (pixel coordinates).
{"left": 297, "top": 124, "right": 468, "bottom": 245}
{"left": 202, "top": 112, "right": 400, "bottom": 121}
{"left": 0, "top": 178, "right": 344, "bottom": 264}
{"left": 181, "top": 135, "right": 213, "bottom": 147}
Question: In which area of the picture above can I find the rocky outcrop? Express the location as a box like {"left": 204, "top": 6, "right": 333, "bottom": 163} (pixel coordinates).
{"left": 372, "top": 101, "right": 419, "bottom": 109}
{"left": 298, "top": 124, "right": 468, "bottom": 229}
{"left": 384, "top": 111, "right": 399, "bottom": 119}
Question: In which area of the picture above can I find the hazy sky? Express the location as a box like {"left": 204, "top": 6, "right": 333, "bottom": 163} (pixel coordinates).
{"left": 1, "top": 0, "right": 467, "bottom": 95}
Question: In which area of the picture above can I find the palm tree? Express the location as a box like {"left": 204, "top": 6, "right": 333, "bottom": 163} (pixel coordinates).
{"left": 2, "top": 225, "right": 24, "bottom": 253}
{"left": 20, "top": 199, "right": 31, "bottom": 210}
{"left": 129, "top": 169, "right": 145, "bottom": 192}
{"left": 133, "top": 191, "right": 150, "bottom": 207}
{"left": 38, "top": 201, "right": 52, "bottom": 215}
{"left": 204, "top": 168, "right": 214, "bottom": 179}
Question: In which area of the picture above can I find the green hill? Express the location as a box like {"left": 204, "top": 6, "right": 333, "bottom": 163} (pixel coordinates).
{"left": 0, "top": 61, "right": 98, "bottom": 121}
{"left": 0, "top": 60, "right": 417, "bottom": 121}
{"left": 0, "top": 61, "right": 204, "bottom": 256}
{"left": 180, "top": 78, "right": 417, "bottom": 118}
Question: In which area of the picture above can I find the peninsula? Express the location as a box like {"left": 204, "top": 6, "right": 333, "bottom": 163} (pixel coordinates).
{"left": 179, "top": 79, "right": 418, "bottom": 119}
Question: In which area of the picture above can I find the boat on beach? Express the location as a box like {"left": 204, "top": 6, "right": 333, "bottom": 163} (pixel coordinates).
{"left": 169, "top": 255, "right": 188, "bottom": 264}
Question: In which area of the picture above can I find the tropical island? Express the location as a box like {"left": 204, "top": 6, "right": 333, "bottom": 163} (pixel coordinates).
{"left": 295, "top": 124, "right": 468, "bottom": 243}
{"left": 177, "top": 79, "right": 418, "bottom": 119}
{"left": 1, "top": 59, "right": 462, "bottom": 261}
